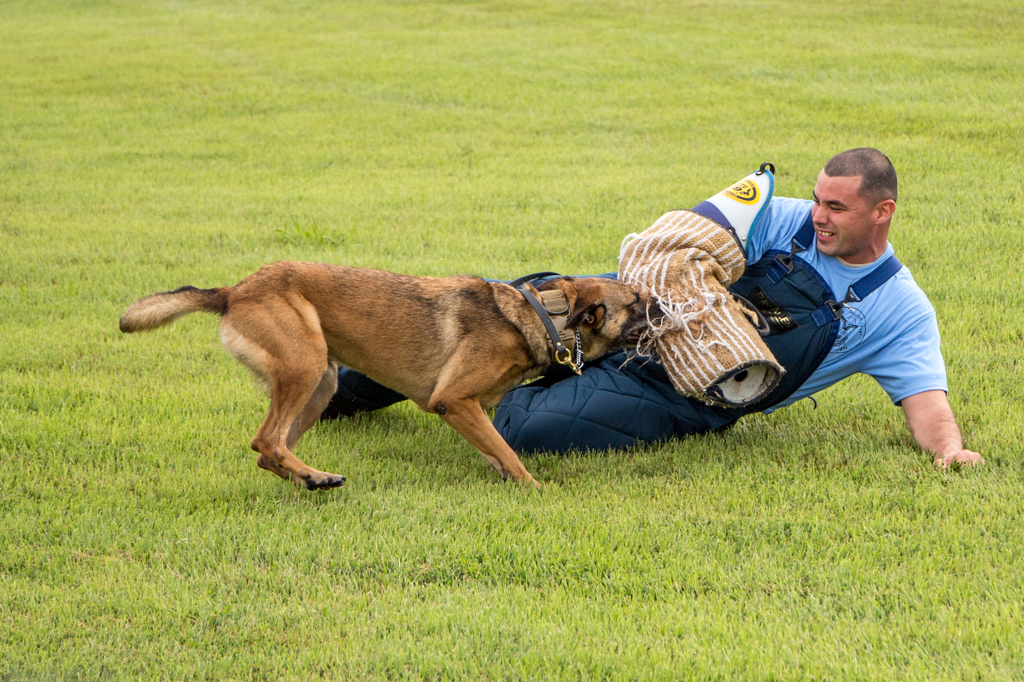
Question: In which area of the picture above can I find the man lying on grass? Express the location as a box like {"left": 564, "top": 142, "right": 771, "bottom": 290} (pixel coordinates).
{"left": 323, "top": 148, "right": 983, "bottom": 469}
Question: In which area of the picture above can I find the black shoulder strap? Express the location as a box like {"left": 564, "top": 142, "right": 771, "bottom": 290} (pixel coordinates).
{"left": 508, "top": 271, "right": 561, "bottom": 288}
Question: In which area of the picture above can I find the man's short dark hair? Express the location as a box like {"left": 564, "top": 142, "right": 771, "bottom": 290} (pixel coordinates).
{"left": 823, "top": 148, "right": 898, "bottom": 204}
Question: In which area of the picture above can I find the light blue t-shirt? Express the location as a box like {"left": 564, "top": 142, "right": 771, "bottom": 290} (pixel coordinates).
{"left": 746, "top": 197, "right": 947, "bottom": 410}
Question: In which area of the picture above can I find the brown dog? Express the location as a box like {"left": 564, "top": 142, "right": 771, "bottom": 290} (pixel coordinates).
{"left": 119, "top": 263, "right": 651, "bottom": 489}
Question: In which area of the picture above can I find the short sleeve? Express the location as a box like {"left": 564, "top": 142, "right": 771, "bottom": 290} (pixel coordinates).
{"left": 860, "top": 308, "right": 948, "bottom": 405}
{"left": 745, "top": 197, "right": 814, "bottom": 263}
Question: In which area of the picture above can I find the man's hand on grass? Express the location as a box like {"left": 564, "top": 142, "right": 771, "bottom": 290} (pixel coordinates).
{"left": 934, "top": 449, "right": 985, "bottom": 469}
{"left": 902, "top": 390, "right": 984, "bottom": 469}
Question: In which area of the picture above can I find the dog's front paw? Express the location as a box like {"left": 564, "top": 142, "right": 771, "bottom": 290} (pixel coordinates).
{"left": 517, "top": 473, "right": 542, "bottom": 490}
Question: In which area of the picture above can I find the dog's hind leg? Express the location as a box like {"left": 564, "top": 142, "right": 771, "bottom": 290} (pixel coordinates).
{"left": 221, "top": 320, "right": 292, "bottom": 483}
{"left": 253, "top": 363, "right": 338, "bottom": 482}
{"left": 251, "top": 362, "right": 347, "bottom": 491}
{"left": 287, "top": 358, "right": 339, "bottom": 451}
{"left": 223, "top": 302, "right": 346, "bottom": 491}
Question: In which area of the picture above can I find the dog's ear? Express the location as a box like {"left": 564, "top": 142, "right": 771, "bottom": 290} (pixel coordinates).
{"left": 567, "top": 302, "right": 606, "bottom": 329}
{"left": 566, "top": 279, "right": 611, "bottom": 328}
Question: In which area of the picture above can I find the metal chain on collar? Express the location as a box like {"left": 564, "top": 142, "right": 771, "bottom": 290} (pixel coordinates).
{"left": 573, "top": 327, "right": 584, "bottom": 372}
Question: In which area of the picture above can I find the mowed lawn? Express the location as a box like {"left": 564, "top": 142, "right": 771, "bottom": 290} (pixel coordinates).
{"left": 2, "top": 0, "right": 1022, "bottom": 679}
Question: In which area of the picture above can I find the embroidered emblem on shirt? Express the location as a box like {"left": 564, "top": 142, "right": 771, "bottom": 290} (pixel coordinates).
{"left": 747, "top": 286, "right": 798, "bottom": 334}
{"left": 833, "top": 306, "right": 866, "bottom": 352}
{"left": 723, "top": 180, "right": 759, "bottom": 205}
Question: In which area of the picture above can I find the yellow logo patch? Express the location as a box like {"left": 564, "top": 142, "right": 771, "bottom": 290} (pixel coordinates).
{"left": 723, "top": 180, "right": 759, "bottom": 205}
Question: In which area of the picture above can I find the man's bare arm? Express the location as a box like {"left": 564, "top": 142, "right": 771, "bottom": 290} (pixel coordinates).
{"left": 901, "top": 390, "right": 984, "bottom": 468}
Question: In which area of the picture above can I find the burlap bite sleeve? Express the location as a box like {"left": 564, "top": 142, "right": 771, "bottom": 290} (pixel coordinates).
{"left": 619, "top": 210, "right": 783, "bottom": 406}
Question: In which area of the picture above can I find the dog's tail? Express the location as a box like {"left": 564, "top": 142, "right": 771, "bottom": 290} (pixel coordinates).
{"left": 119, "top": 286, "right": 229, "bottom": 333}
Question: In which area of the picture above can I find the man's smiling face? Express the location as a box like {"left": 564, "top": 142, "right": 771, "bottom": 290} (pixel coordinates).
{"left": 811, "top": 171, "right": 895, "bottom": 265}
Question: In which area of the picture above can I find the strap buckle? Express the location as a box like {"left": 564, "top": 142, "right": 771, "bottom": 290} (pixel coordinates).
{"left": 772, "top": 236, "right": 808, "bottom": 275}
{"left": 830, "top": 287, "right": 861, "bottom": 319}
{"left": 554, "top": 347, "right": 581, "bottom": 375}
{"left": 813, "top": 288, "right": 860, "bottom": 327}
{"left": 824, "top": 298, "right": 846, "bottom": 321}
{"left": 773, "top": 251, "right": 796, "bottom": 275}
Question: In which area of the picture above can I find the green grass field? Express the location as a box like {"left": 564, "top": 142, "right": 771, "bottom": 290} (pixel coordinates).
{"left": 2, "top": 0, "right": 1023, "bottom": 679}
